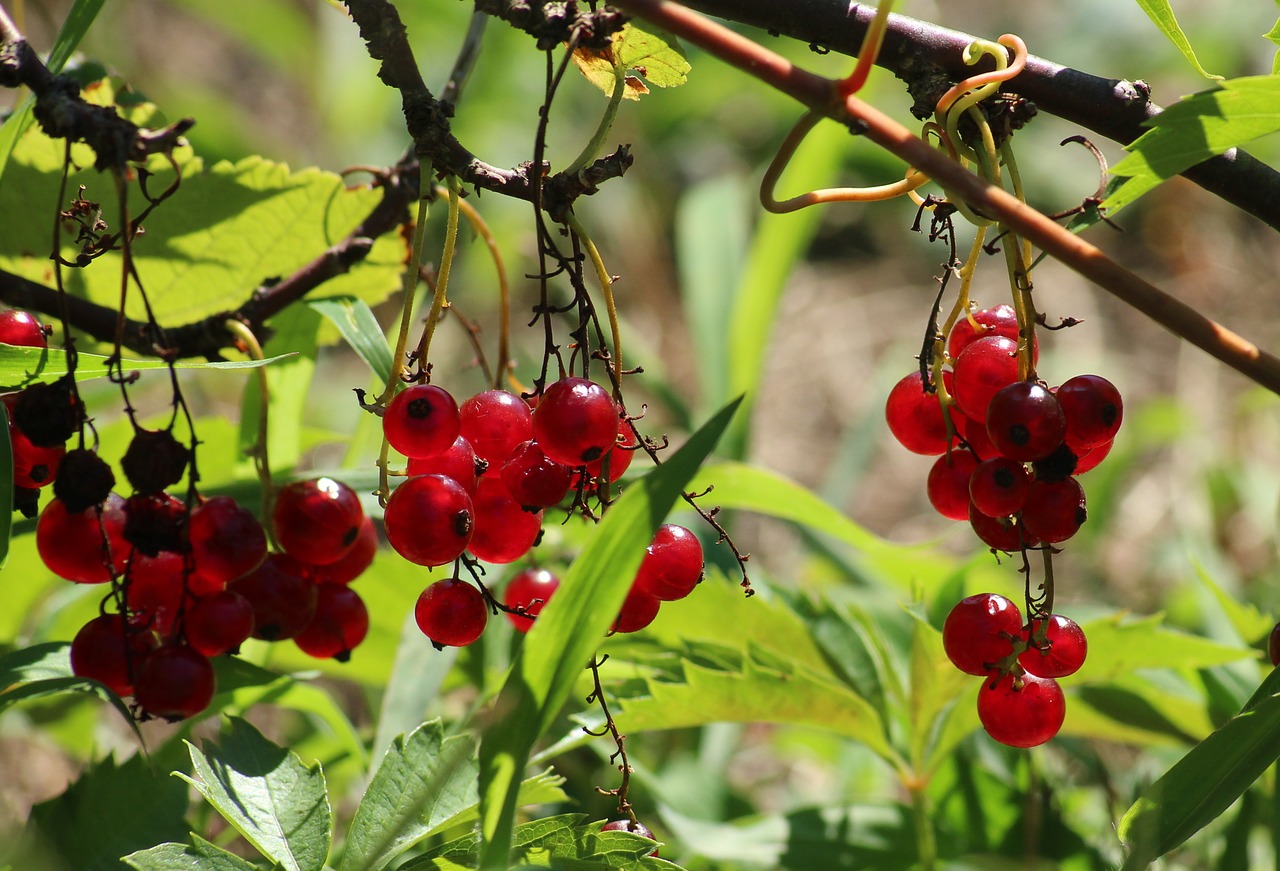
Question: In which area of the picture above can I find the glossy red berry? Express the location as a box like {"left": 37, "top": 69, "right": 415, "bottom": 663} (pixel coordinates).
{"left": 1020, "top": 614, "right": 1088, "bottom": 678}
{"left": 384, "top": 474, "right": 474, "bottom": 567}
{"left": 926, "top": 451, "right": 979, "bottom": 521}
{"left": 1072, "top": 438, "right": 1113, "bottom": 475}
{"left": 968, "top": 502, "right": 1036, "bottom": 552}
{"left": 468, "top": 477, "right": 544, "bottom": 564}
{"left": 1056, "top": 374, "right": 1123, "bottom": 450}
{"left": 500, "top": 439, "right": 573, "bottom": 509}
{"left": 127, "top": 549, "right": 188, "bottom": 637}
{"left": 503, "top": 567, "right": 560, "bottom": 633}
{"left": 37, "top": 493, "right": 128, "bottom": 583}
{"left": 885, "top": 370, "right": 955, "bottom": 455}
{"left": 1020, "top": 478, "right": 1087, "bottom": 543}
{"left": 229, "top": 553, "right": 318, "bottom": 641}
{"left": 458, "top": 390, "right": 533, "bottom": 465}
{"left": 601, "top": 820, "right": 659, "bottom": 856}
{"left": 947, "top": 304, "right": 1035, "bottom": 362}
{"left": 10, "top": 425, "right": 63, "bottom": 488}
{"left": 272, "top": 477, "right": 364, "bottom": 566}
{"left": 70, "top": 613, "right": 154, "bottom": 696}
{"left": 313, "top": 514, "right": 377, "bottom": 584}
{"left": 633, "top": 524, "right": 704, "bottom": 601}
{"left": 585, "top": 413, "right": 639, "bottom": 483}
{"left": 532, "top": 377, "right": 619, "bottom": 467}
{"left": 294, "top": 584, "right": 369, "bottom": 661}
{"left": 383, "top": 384, "right": 461, "bottom": 459}
{"left": 188, "top": 496, "right": 268, "bottom": 585}
{"left": 183, "top": 590, "right": 255, "bottom": 657}
{"left": 134, "top": 644, "right": 216, "bottom": 721}
{"left": 414, "top": 578, "right": 487, "bottom": 647}
{"left": 976, "top": 671, "right": 1066, "bottom": 748}
{"left": 968, "top": 456, "right": 1030, "bottom": 518}
{"left": 613, "top": 587, "right": 661, "bottom": 634}
{"left": 1269, "top": 622, "right": 1280, "bottom": 667}
{"left": 942, "top": 593, "right": 1023, "bottom": 676}
{"left": 407, "top": 436, "right": 482, "bottom": 493}
{"left": 985, "top": 381, "right": 1065, "bottom": 461}
{"left": 951, "top": 335, "right": 1021, "bottom": 423}
{"left": 0, "top": 309, "right": 49, "bottom": 348}
{"left": 957, "top": 411, "right": 1001, "bottom": 460}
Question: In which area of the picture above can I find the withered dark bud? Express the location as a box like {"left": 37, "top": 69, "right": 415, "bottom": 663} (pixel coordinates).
{"left": 121, "top": 428, "right": 190, "bottom": 495}
{"left": 12, "top": 377, "right": 83, "bottom": 448}
{"left": 53, "top": 448, "right": 116, "bottom": 513}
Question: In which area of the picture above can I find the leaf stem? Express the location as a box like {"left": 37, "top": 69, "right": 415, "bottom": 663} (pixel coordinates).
{"left": 415, "top": 175, "right": 463, "bottom": 369}
{"left": 565, "top": 52, "right": 627, "bottom": 177}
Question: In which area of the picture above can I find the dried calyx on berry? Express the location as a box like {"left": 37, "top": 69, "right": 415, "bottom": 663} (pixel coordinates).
{"left": 121, "top": 428, "right": 190, "bottom": 494}
{"left": 12, "top": 376, "right": 84, "bottom": 447}
{"left": 53, "top": 448, "right": 117, "bottom": 513}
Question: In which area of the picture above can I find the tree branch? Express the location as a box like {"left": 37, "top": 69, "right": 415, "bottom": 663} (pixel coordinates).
{"left": 680, "top": 0, "right": 1280, "bottom": 232}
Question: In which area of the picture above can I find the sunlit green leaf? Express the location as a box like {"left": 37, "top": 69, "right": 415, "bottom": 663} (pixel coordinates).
{"left": 408, "top": 814, "right": 677, "bottom": 870}
{"left": 1134, "top": 0, "right": 1220, "bottom": 79}
{"left": 123, "top": 835, "right": 261, "bottom": 871}
{"left": 573, "top": 24, "right": 689, "bottom": 100}
{"left": 310, "top": 295, "right": 393, "bottom": 383}
{"left": 1074, "top": 613, "right": 1255, "bottom": 685}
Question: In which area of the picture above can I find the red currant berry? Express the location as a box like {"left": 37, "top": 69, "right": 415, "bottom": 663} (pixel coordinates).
{"left": 122, "top": 492, "right": 187, "bottom": 557}
{"left": 957, "top": 411, "right": 1001, "bottom": 460}
{"left": 458, "top": 390, "right": 533, "bottom": 465}
{"left": 0, "top": 309, "right": 49, "bottom": 348}
{"left": 951, "top": 335, "right": 1020, "bottom": 423}
{"left": 942, "top": 593, "right": 1023, "bottom": 676}
{"left": 407, "top": 436, "right": 482, "bottom": 493}
{"left": 134, "top": 644, "right": 216, "bottom": 721}
{"left": 500, "top": 439, "right": 573, "bottom": 509}
{"left": 188, "top": 496, "right": 268, "bottom": 586}
{"left": 1030, "top": 442, "right": 1079, "bottom": 483}
{"left": 969, "top": 456, "right": 1030, "bottom": 518}
{"left": 70, "top": 613, "right": 154, "bottom": 696}
{"left": 532, "top": 377, "right": 619, "bottom": 467}
{"left": 926, "top": 451, "right": 979, "bottom": 521}
{"left": 1020, "top": 478, "right": 1086, "bottom": 543}
{"left": 384, "top": 474, "right": 474, "bottom": 567}
{"left": 1019, "top": 614, "right": 1088, "bottom": 678}
{"left": 37, "top": 493, "right": 128, "bottom": 583}
{"left": 613, "top": 587, "right": 661, "bottom": 634}
{"left": 985, "top": 381, "right": 1065, "bottom": 461}
{"left": 601, "top": 820, "right": 659, "bottom": 856}
{"left": 1072, "top": 438, "right": 1113, "bottom": 475}
{"left": 468, "top": 476, "right": 543, "bottom": 564}
{"left": 1056, "top": 374, "right": 1122, "bottom": 450}
{"left": 383, "top": 384, "right": 461, "bottom": 459}
{"left": 414, "top": 578, "right": 487, "bottom": 647}
{"left": 313, "top": 514, "right": 377, "bottom": 584}
{"left": 229, "top": 553, "right": 318, "bottom": 641}
{"left": 968, "top": 502, "right": 1037, "bottom": 552}
{"left": 885, "top": 370, "right": 956, "bottom": 455}
{"left": 503, "top": 567, "right": 560, "bottom": 633}
{"left": 294, "top": 585, "right": 369, "bottom": 661}
{"left": 976, "top": 671, "right": 1066, "bottom": 748}
{"left": 183, "top": 590, "right": 255, "bottom": 657}
{"left": 10, "top": 425, "right": 63, "bottom": 488}
{"left": 1269, "top": 622, "right": 1280, "bottom": 667}
{"left": 633, "top": 524, "right": 704, "bottom": 601}
{"left": 127, "top": 549, "right": 188, "bottom": 637}
{"left": 947, "top": 304, "right": 1036, "bottom": 363}
{"left": 272, "top": 477, "right": 364, "bottom": 566}
{"left": 585, "top": 413, "right": 639, "bottom": 483}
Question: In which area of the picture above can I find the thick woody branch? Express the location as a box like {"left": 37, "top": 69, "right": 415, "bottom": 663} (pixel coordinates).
{"left": 681, "top": 0, "right": 1280, "bottom": 232}
{"left": 474, "top": 0, "right": 628, "bottom": 50}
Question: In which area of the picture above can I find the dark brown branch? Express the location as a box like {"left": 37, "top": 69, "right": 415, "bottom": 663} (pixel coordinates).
{"left": 474, "top": 0, "right": 628, "bottom": 50}
{"left": 680, "top": 0, "right": 1280, "bottom": 232}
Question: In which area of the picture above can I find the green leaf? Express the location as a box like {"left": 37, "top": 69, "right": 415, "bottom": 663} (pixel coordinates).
{"left": 572, "top": 24, "right": 689, "bottom": 100}
{"left": 21, "top": 753, "right": 189, "bottom": 871}
{"left": 1102, "top": 76, "right": 1280, "bottom": 215}
{"left": 413, "top": 814, "right": 676, "bottom": 870}
{"left": 0, "top": 343, "right": 291, "bottom": 389}
{"left": 309, "top": 295, "right": 394, "bottom": 383}
{"left": 0, "top": 643, "right": 144, "bottom": 739}
{"left": 339, "top": 722, "right": 478, "bottom": 871}
{"left": 1267, "top": 18, "right": 1280, "bottom": 75}
{"left": 238, "top": 305, "right": 321, "bottom": 476}
{"left": 0, "top": 400, "right": 11, "bottom": 568}
{"left": 1073, "top": 613, "right": 1255, "bottom": 685}
{"left": 907, "top": 613, "right": 977, "bottom": 774}
{"left": 180, "top": 717, "right": 332, "bottom": 871}
{"left": 1134, "top": 0, "right": 1221, "bottom": 79}
{"left": 1196, "top": 565, "right": 1275, "bottom": 645}
{"left": 123, "top": 835, "right": 261, "bottom": 871}
{"left": 477, "top": 398, "right": 740, "bottom": 869}
{"left": 1117, "top": 666, "right": 1280, "bottom": 869}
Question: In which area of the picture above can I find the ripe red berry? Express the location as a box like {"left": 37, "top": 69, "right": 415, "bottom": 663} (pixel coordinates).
{"left": 414, "top": 578, "right": 487, "bottom": 647}
{"left": 1020, "top": 478, "right": 1087, "bottom": 543}
{"left": 1056, "top": 374, "right": 1123, "bottom": 450}
{"left": 1072, "top": 438, "right": 1113, "bottom": 475}
{"left": 134, "top": 644, "right": 216, "bottom": 721}
{"left": 0, "top": 309, "right": 49, "bottom": 348}
{"left": 10, "top": 425, "right": 64, "bottom": 488}
{"left": 926, "top": 451, "right": 979, "bottom": 521}
{"left": 313, "top": 514, "right": 377, "bottom": 584}
{"left": 613, "top": 587, "right": 661, "bottom": 634}
{"left": 885, "top": 370, "right": 955, "bottom": 455}
{"left": 127, "top": 549, "right": 188, "bottom": 637}
{"left": 272, "top": 477, "right": 364, "bottom": 566}
{"left": 968, "top": 502, "right": 1037, "bottom": 552}
{"left": 951, "top": 335, "right": 1021, "bottom": 423}
{"left": 468, "top": 477, "right": 543, "bottom": 564}
{"left": 384, "top": 474, "right": 474, "bottom": 567}
{"left": 503, "top": 567, "right": 560, "bottom": 633}
{"left": 188, "top": 496, "right": 268, "bottom": 586}
{"left": 1269, "top": 622, "right": 1280, "bottom": 667}
{"left": 942, "top": 593, "right": 1023, "bottom": 676}
{"left": 294, "top": 584, "right": 369, "bottom": 661}
{"left": 70, "top": 613, "right": 154, "bottom": 696}
{"left": 633, "top": 524, "right": 704, "bottom": 601}
{"left": 458, "top": 390, "right": 533, "bottom": 465}
{"left": 183, "top": 590, "right": 255, "bottom": 657}
{"left": 1019, "top": 613, "right": 1088, "bottom": 678}
{"left": 406, "top": 435, "right": 482, "bottom": 493}
{"left": 122, "top": 492, "right": 187, "bottom": 557}
{"left": 957, "top": 411, "right": 1001, "bottom": 460}
{"left": 500, "top": 439, "right": 573, "bottom": 509}
{"left": 968, "top": 456, "right": 1030, "bottom": 518}
{"left": 229, "top": 553, "right": 318, "bottom": 641}
{"left": 585, "top": 413, "right": 639, "bottom": 483}
{"left": 976, "top": 671, "right": 1066, "bottom": 748}
{"left": 947, "top": 304, "right": 1036, "bottom": 362}
{"left": 601, "top": 819, "right": 659, "bottom": 856}
{"left": 985, "top": 381, "right": 1065, "bottom": 461}
{"left": 383, "top": 384, "right": 461, "bottom": 459}
{"left": 37, "top": 493, "right": 128, "bottom": 583}
{"left": 532, "top": 377, "right": 619, "bottom": 467}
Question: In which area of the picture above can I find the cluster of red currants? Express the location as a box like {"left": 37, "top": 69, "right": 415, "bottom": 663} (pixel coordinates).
{"left": 885, "top": 304, "right": 1123, "bottom": 552}
{"left": 379, "top": 376, "right": 704, "bottom": 647}
{"left": 943, "top": 593, "right": 1087, "bottom": 747}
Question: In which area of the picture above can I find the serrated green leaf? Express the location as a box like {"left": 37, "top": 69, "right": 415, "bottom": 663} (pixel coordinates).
{"left": 477, "top": 399, "right": 739, "bottom": 868}
{"left": 339, "top": 722, "right": 478, "bottom": 871}
{"left": 1102, "top": 76, "right": 1280, "bottom": 215}
{"left": 0, "top": 644, "right": 143, "bottom": 739}
{"left": 309, "top": 295, "right": 393, "bottom": 383}
{"left": 572, "top": 24, "right": 689, "bottom": 100}
{"left": 1118, "top": 666, "right": 1280, "bottom": 869}
{"left": 123, "top": 835, "right": 261, "bottom": 871}
{"left": 21, "top": 754, "right": 189, "bottom": 871}
{"left": 1135, "top": 0, "right": 1220, "bottom": 79}
{"left": 180, "top": 717, "right": 332, "bottom": 871}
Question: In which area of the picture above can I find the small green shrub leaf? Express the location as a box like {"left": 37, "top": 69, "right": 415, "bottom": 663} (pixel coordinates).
{"left": 123, "top": 835, "right": 261, "bottom": 870}
{"left": 310, "top": 295, "right": 394, "bottom": 383}
{"left": 1134, "top": 0, "right": 1220, "bottom": 79}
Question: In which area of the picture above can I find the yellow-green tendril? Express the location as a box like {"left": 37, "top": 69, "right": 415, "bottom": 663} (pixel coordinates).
{"left": 567, "top": 212, "right": 624, "bottom": 390}
{"left": 415, "top": 175, "right": 463, "bottom": 370}
{"left": 565, "top": 52, "right": 627, "bottom": 177}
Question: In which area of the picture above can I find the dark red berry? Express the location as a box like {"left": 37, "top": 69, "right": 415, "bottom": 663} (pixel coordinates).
{"left": 503, "top": 567, "right": 560, "bottom": 633}
{"left": 229, "top": 553, "right": 318, "bottom": 641}
{"left": 1030, "top": 441, "right": 1079, "bottom": 483}
{"left": 272, "top": 477, "right": 364, "bottom": 566}
{"left": 584, "top": 412, "right": 639, "bottom": 483}
{"left": 468, "top": 476, "right": 543, "bottom": 564}
{"left": 12, "top": 377, "right": 83, "bottom": 447}
{"left": 985, "top": 381, "right": 1065, "bottom": 461}
{"left": 601, "top": 819, "right": 659, "bottom": 856}
{"left": 10, "top": 425, "right": 64, "bottom": 488}
{"left": 969, "top": 456, "right": 1030, "bottom": 518}
{"left": 633, "top": 524, "right": 703, "bottom": 601}
{"left": 942, "top": 593, "right": 1023, "bottom": 676}
{"left": 1020, "top": 614, "right": 1088, "bottom": 678}
{"left": 976, "top": 671, "right": 1065, "bottom": 748}
{"left": 0, "top": 309, "right": 49, "bottom": 348}
{"left": 500, "top": 439, "right": 573, "bottom": 509}
{"left": 313, "top": 514, "right": 377, "bottom": 584}
{"left": 134, "top": 644, "right": 216, "bottom": 721}
{"left": 70, "top": 613, "right": 154, "bottom": 696}
{"left": 926, "top": 451, "right": 979, "bottom": 521}
{"left": 183, "top": 590, "right": 255, "bottom": 657}
{"left": 1073, "top": 438, "right": 1113, "bottom": 475}
{"left": 950, "top": 336, "right": 1020, "bottom": 423}
{"left": 121, "top": 429, "right": 190, "bottom": 495}
{"left": 1020, "top": 478, "right": 1086, "bottom": 543}
{"left": 384, "top": 474, "right": 474, "bottom": 567}
{"left": 885, "top": 370, "right": 956, "bottom": 455}
{"left": 613, "top": 587, "right": 661, "bottom": 634}
{"left": 1056, "top": 374, "right": 1123, "bottom": 450}
{"left": 383, "top": 384, "right": 462, "bottom": 459}
{"left": 458, "top": 390, "right": 533, "bottom": 465}
{"left": 406, "top": 436, "right": 482, "bottom": 493}
{"left": 294, "top": 585, "right": 369, "bottom": 661}
{"left": 1269, "top": 622, "right": 1280, "bottom": 667}
{"left": 51, "top": 448, "right": 116, "bottom": 513}
{"left": 188, "top": 496, "right": 268, "bottom": 585}
{"left": 531, "top": 377, "right": 619, "bottom": 467}
{"left": 37, "top": 493, "right": 128, "bottom": 583}
{"left": 414, "top": 578, "right": 487, "bottom": 647}
{"left": 127, "top": 549, "right": 188, "bottom": 637}
{"left": 122, "top": 492, "right": 187, "bottom": 557}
